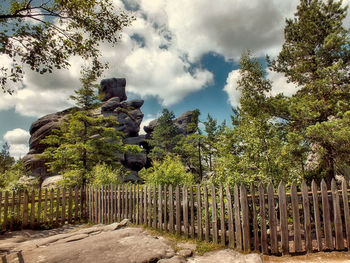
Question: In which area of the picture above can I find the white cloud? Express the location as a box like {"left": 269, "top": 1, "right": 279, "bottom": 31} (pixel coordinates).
{"left": 3, "top": 128, "right": 30, "bottom": 159}
{"left": 139, "top": 117, "right": 155, "bottom": 135}
{"left": 223, "top": 69, "right": 298, "bottom": 107}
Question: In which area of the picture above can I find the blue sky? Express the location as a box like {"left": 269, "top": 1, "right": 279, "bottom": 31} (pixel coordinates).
{"left": 1, "top": 0, "right": 350, "bottom": 158}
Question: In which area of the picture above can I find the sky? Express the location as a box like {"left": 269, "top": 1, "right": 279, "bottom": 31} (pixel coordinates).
{"left": 1, "top": 0, "right": 350, "bottom": 159}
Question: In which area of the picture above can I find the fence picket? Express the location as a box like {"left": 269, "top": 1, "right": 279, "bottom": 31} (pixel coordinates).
{"left": 4, "top": 191, "right": 8, "bottom": 229}
{"left": 268, "top": 183, "right": 278, "bottom": 254}
{"left": 30, "top": 190, "right": 35, "bottom": 228}
{"left": 50, "top": 189, "right": 54, "bottom": 225}
{"left": 169, "top": 185, "right": 174, "bottom": 233}
{"left": 278, "top": 182, "right": 289, "bottom": 255}
{"left": 176, "top": 185, "right": 181, "bottom": 234}
{"left": 183, "top": 185, "right": 189, "bottom": 237}
{"left": 312, "top": 180, "right": 322, "bottom": 251}
{"left": 321, "top": 179, "right": 333, "bottom": 250}
{"left": 225, "top": 185, "right": 234, "bottom": 248}
{"left": 164, "top": 185, "right": 168, "bottom": 232}
{"left": 75, "top": 188, "right": 79, "bottom": 222}
{"left": 152, "top": 185, "right": 157, "bottom": 228}
{"left": 341, "top": 178, "right": 350, "bottom": 249}
{"left": 68, "top": 188, "right": 73, "bottom": 223}
{"left": 331, "top": 179, "right": 344, "bottom": 250}
{"left": 148, "top": 185, "right": 152, "bottom": 227}
{"left": 291, "top": 183, "right": 302, "bottom": 252}
{"left": 0, "top": 192, "right": 2, "bottom": 227}
{"left": 62, "top": 188, "right": 66, "bottom": 224}
{"left": 301, "top": 181, "right": 312, "bottom": 253}
{"left": 56, "top": 188, "right": 60, "bottom": 225}
{"left": 219, "top": 185, "right": 226, "bottom": 245}
{"left": 240, "top": 184, "right": 250, "bottom": 251}
{"left": 203, "top": 185, "right": 209, "bottom": 242}
{"left": 158, "top": 185, "right": 163, "bottom": 230}
{"left": 190, "top": 186, "right": 195, "bottom": 238}
{"left": 10, "top": 191, "right": 15, "bottom": 230}
{"left": 234, "top": 184, "right": 242, "bottom": 250}
{"left": 259, "top": 184, "right": 267, "bottom": 254}
{"left": 17, "top": 191, "right": 22, "bottom": 227}
{"left": 197, "top": 186, "right": 203, "bottom": 240}
{"left": 211, "top": 185, "right": 218, "bottom": 244}
{"left": 22, "top": 190, "right": 28, "bottom": 228}
{"left": 250, "top": 184, "right": 258, "bottom": 251}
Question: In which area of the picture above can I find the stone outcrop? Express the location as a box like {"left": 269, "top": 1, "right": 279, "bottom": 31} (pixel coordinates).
{"left": 22, "top": 77, "right": 199, "bottom": 184}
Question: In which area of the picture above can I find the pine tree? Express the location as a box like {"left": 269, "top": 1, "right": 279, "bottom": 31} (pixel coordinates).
{"left": 268, "top": 0, "right": 350, "bottom": 184}
{"left": 0, "top": 142, "right": 15, "bottom": 174}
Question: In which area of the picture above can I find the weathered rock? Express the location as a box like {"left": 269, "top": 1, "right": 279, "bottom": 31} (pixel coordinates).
{"left": 21, "top": 154, "right": 48, "bottom": 177}
{"left": 124, "top": 153, "right": 147, "bottom": 172}
{"left": 187, "top": 249, "right": 263, "bottom": 263}
{"left": 100, "top": 78, "right": 127, "bottom": 101}
{"left": 123, "top": 135, "right": 146, "bottom": 146}
{"left": 175, "top": 111, "right": 197, "bottom": 134}
{"left": 123, "top": 170, "right": 143, "bottom": 183}
{"left": 101, "top": 97, "right": 121, "bottom": 112}
{"left": 121, "top": 99, "right": 144, "bottom": 109}
{"left": 41, "top": 175, "right": 63, "bottom": 188}
{"left": 143, "top": 119, "right": 158, "bottom": 133}
{"left": 158, "top": 256, "right": 187, "bottom": 263}
{"left": 178, "top": 249, "right": 192, "bottom": 258}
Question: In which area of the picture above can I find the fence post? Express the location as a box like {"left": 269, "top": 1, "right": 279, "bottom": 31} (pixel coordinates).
{"left": 190, "top": 186, "right": 195, "bottom": 238}
{"left": 234, "top": 184, "right": 242, "bottom": 250}
{"left": 258, "top": 184, "right": 267, "bottom": 254}
{"left": 312, "top": 180, "right": 322, "bottom": 251}
{"left": 278, "top": 182, "right": 289, "bottom": 255}
{"left": 169, "top": 185, "right": 174, "bottom": 233}
{"left": 301, "top": 181, "right": 312, "bottom": 253}
{"left": 341, "top": 178, "right": 350, "bottom": 250}
{"left": 158, "top": 185, "right": 163, "bottom": 230}
{"left": 175, "top": 185, "right": 181, "bottom": 234}
{"left": 219, "top": 185, "right": 226, "bottom": 245}
{"left": 225, "top": 185, "right": 234, "bottom": 248}
{"left": 211, "top": 185, "right": 218, "bottom": 244}
{"left": 197, "top": 185, "right": 203, "bottom": 240}
{"left": 250, "top": 184, "right": 258, "bottom": 251}
{"left": 321, "top": 179, "right": 333, "bottom": 250}
{"left": 331, "top": 179, "right": 344, "bottom": 250}
{"left": 203, "top": 185, "right": 209, "bottom": 242}
{"left": 240, "top": 184, "right": 250, "bottom": 251}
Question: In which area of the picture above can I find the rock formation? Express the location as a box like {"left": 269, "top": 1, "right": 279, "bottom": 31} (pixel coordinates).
{"left": 22, "top": 77, "right": 199, "bottom": 184}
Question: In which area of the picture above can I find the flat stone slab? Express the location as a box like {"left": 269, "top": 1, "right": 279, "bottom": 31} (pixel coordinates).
{"left": 187, "top": 249, "right": 263, "bottom": 263}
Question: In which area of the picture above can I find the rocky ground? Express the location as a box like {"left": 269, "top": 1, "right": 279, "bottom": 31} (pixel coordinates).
{"left": 0, "top": 222, "right": 349, "bottom": 263}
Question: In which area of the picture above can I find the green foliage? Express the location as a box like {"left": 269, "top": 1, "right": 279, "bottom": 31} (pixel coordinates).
{"left": 89, "top": 163, "right": 125, "bottom": 186}
{"left": 0, "top": 0, "right": 135, "bottom": 94}
{"left": 0, "top": 159, "right": 29, "bottom": 190}
{"left": 139, "top": 155, "right": 195, "bottom": 186}
{"left": 148, "top": 109, "right": 184, "bottom": 161}
{"left": 0, "top": 142, "right": 15, "bottom": 174}
{"left": 214, "top": 52, "right": 303, "bottom": 187}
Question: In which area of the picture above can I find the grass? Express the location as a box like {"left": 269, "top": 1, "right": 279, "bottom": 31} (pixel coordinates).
{"left": 137, "top": 224, "right": 226, "bottom": 255}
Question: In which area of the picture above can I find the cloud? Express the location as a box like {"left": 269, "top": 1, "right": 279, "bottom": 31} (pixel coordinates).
{"left": 139, "top": 117, "right": 155, "bottom": 135}
{"left": 223, "top": 68, "right": 298, "bottom": 107}
{"left": 3, "top": 128, "right": 30, "bottom": 159}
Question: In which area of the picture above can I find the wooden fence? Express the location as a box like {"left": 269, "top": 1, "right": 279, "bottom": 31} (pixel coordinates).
{"left": 86, "top": 179, "right": 350, "bottom": 255}
{"left": 0, "top": 188, "right": 85, "bottom": 230}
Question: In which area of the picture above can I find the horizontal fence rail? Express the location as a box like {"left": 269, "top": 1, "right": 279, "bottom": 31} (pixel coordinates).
{"left": 0, "top": 188, "right": 86, "bottom": 230}
{"left": 87, "top": 179, "right": 350, "bottom": 255}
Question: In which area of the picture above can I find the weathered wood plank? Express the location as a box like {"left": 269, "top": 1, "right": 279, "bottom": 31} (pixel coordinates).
{"left": 203, "top": 185, "right": 210, "bottom": 242}
{"left": 36, "top": 190, "right": 41, "bottom": 226}
{"left": 68, "top": 188, "right": 73, "bottom": 223}
{"left": 4, "top": 191, "right": 9, "bottom": 229}
{"left": 10, "top": 191, "right": 15, "bottom": 230}
{"left": 240, "top": 184, "right": 250, "bottom": 251}
{"left": 81, "top": 187, "right": 85, "bottom": 222}
{"left": 144, "top": 185, "right": 148, "bottom": 225}
{"left": 183, "top": 185, "right": 189, "bottom": 237}
{"left": 258, "top": 184, "right": 267, "bottom": 254}
{"left": 0, "top": 192, "right": 2, "bottom": 227}
{"left": 56, "top": 189, "right": 60, "bottom": 225}
{"left": 312, "top": 180, "right": 322, "bottom": 251}
{"left": 321, "top": 179, "right": 333, "bottom": 250}
{"left": 250, "top": 184, "right": 258, "bottom": 251}
{"left": 190, "top": 186, "right": 195, "bottom": 238}
{"left": 211, "top": 185, "right": 218, "bottom": 244}
{"left": 176, "top": 185, "right": 181, "bottom": 234}
{"left": 158, "top": 185, "right": 163, "bottom": 229}
{"left": 278, "top": 182, "right": 289, "bottom": 255}
{"left": 43, "top": 189, "right": 48, "bottom": 224}
{"left": 341, "top": 178, "right": 350, "bottom": 250}
{"left": 152, "top": 185, "right": 157, "bottom": 228}
{"left": 234, "top": 184, "right": 242, "bottom": 250}
{"left": 219, "top": 185, "right": 226, "bottom": 245}
{"left": 17, "top": 192, "right": 22, "bottom": 227}
{"left": 117, "top": 185, "right": 121, "bottom": 222}
{"left": 22, "top": 190, "right": 29, "bottom": 228}
{"left": 197, "top": 186, "right": 203, "bottom": 240}
{"left": 30, "top": 190, "right": 35, "bottom": 228}
{"left": 140, "top": 185, "right": 143, "bottom": 225}
{"left": 301, "top": 181, "right": 312, "bottom": 253}
{"left": 291, "top": 183, "right": 302, "bottom": 253}
{"left": 164, "top": 185, "right": 168, "bottom": 232}
{"left": 169, "top": 185, "right": 174, "bottom": 233}
{"left": 331, "top": 179, "right": 344, "bottom": 250}
{"left": 225, "top": 185, "right": 234, "bottom": 248}
{"left": 148, "top": 185, "right": 152, "bottom": 227}
{"left": 74, "top": 188, "right": 79, "bottom": 223}
{"left": 50, "top": 189, "right": 54, "bottom": 225}
{"left": 136, "top": 185, "right": 139, "bottom": 225}
{"left": 61, "top": 188, "right": 66, "bottom": 224}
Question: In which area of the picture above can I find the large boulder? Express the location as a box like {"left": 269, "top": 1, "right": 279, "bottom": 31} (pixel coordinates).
{"left": 124, "top": 153, "right": 147, "bottom": 172}
{"left": 100, "top": 78, "right": 127, "bottom": 102}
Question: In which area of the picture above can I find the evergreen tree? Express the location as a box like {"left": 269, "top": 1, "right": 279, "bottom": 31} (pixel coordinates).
{"left": 268, "top": 0, "right": 350, "bottom": 185}
{"left": 216, "top": 53, "right": 301, "bottom": 186}
{"left": 0, "top": 142, "right": 15, "bottom": 174}
{"left": 148, "top": 109, "right": 183, "bottom": 161}
{"left": 42, "top": 70, "right": 140, "bottom": 186}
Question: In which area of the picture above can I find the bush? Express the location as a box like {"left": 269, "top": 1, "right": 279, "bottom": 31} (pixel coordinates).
{"left": 139, "top": 155, "right": 195, "bottom": 186}
{"left": 89, "top": 163, "right": 125, "bottom": 186}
